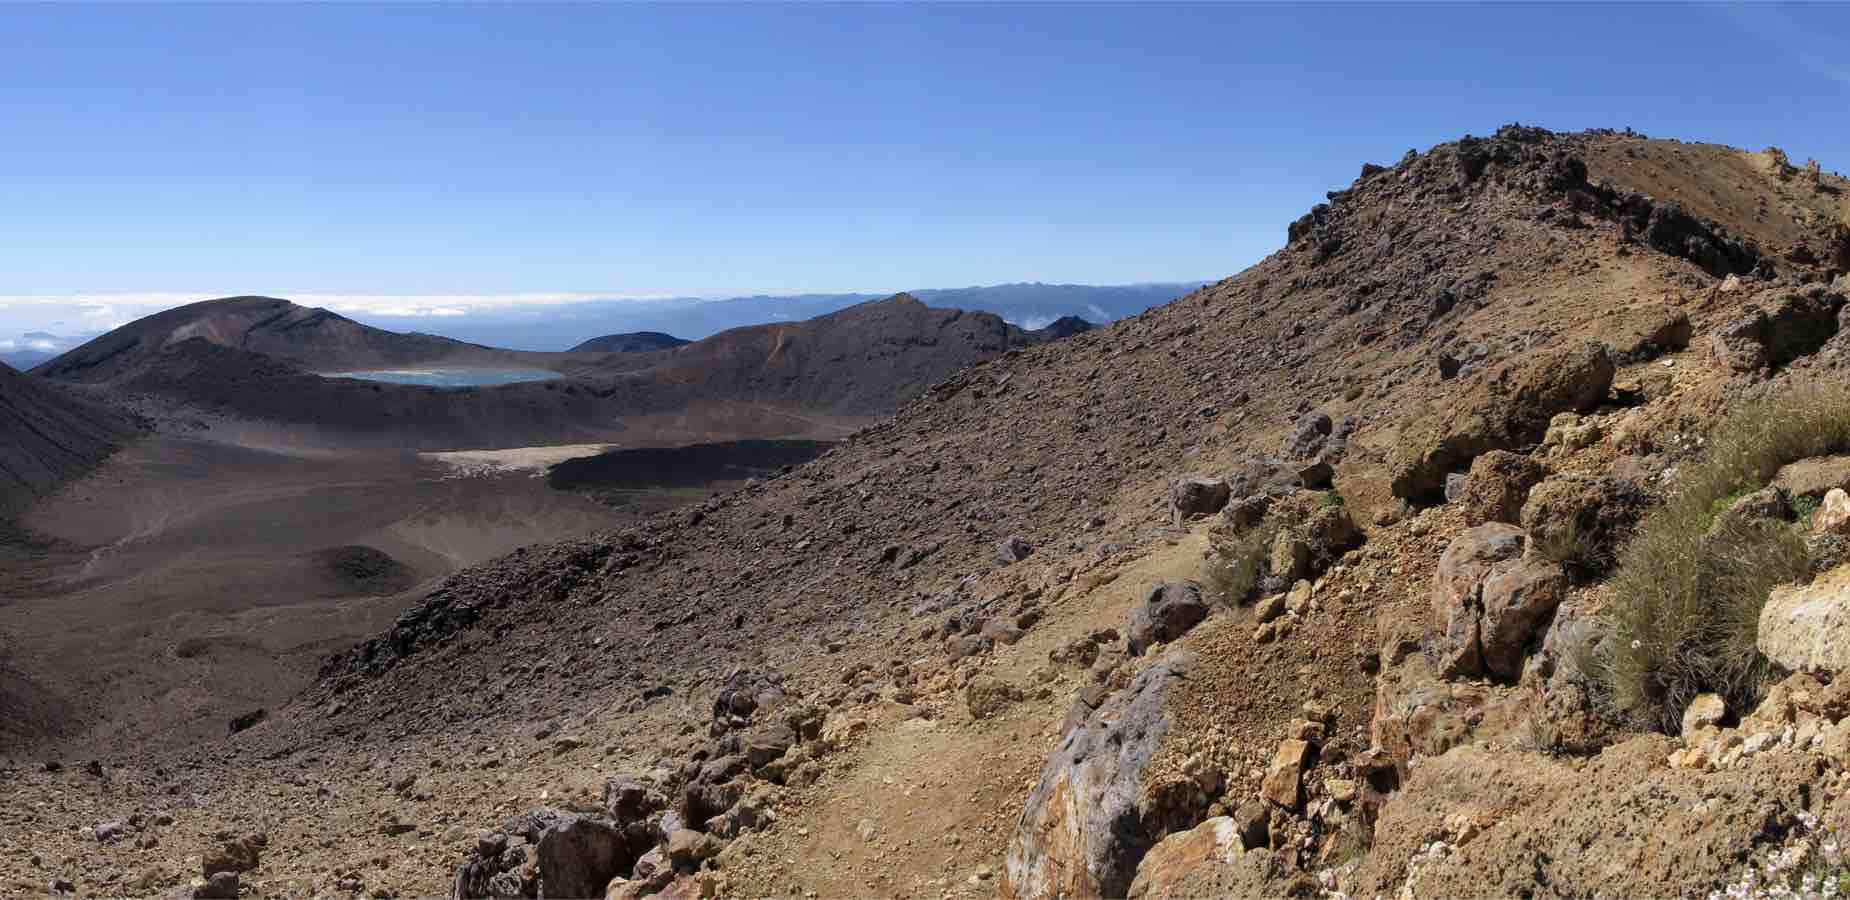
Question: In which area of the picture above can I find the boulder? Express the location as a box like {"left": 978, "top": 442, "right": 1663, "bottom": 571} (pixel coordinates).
{"left": 1814, "top": 488, "right": 1850, "bottom": 535}
{"left": 1125, "top": 581, "right": 1209, "bottom": 656}
{"left": 1759, "top": 564, "right": 1850, "bottom": 674}
{"left": 1301, "top": 504, "right": 1362, "bottom": 562}
{"left": 202, "top": 833, "right": 265, "bottom": 878}
{"left": 1518, "top": 474, "right": 1646, "bottom": 566}
{"left": 1282, "top": 412, "right": 1334, "bottom": 459}
{"left": 996, "top": 536, "right": 1034, "bottom": 565}
{"left": 1001, "top": 652, "right": 1196, "bottom": 899}
{"left": 1459, "top": 450, "right": 1547, "bottom": 526}
{"left": 1431, "top": 524, "right": 1569, "bottom": 681}
{"left": 679, "top": 780, "right": 745, "bottom": 831}
{"left": 1171, "top": 477, "right": 1232, "bottom": 520}
{"left": 967, "top": 676, "right": 1024, "bottom": 720}
{"left": 1773, "top": 456, "right": 1850, "bottom": 500}
{"left": 1682, "top": 694, "right": 1727, "bottom": 733}
{"left": 1392, "top": 342, "right": 1614, "bottom": 501}
{"left": 1261, "top": 740, "right": 1309, "bottom": 809}
{"left": 194, "top": 873, "right": 239, "bottom": 900}
{"left": 536, "top": 815, "right": 630, "bottom": 900}
{"left": 665, "top": 828, "right": 722, "bottom": 872}
{"left": 1268, "top": 531, "right": 1310, "bottom": 584}
{"left": 603, "top": 778, "right": 669, "bottom": 828}
{"left": 1609, "top": 304, "right": 1693, "bottom": 362}
{"left": 1126, "top": 817, "right": 1246, "bottom": 899}
{"left": 744, "top": 723, "right": 796, "bottom": 770}
{"left": 1708, "top": 287, "right": 1843, "bottom": 373}
{"left": 1219, "top": 495, "right": 1270, "bottom": 531}
{"left": 1710, "top": 486, "right": 1789, "bottom": 534}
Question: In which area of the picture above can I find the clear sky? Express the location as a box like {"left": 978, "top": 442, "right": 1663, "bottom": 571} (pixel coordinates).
{"left": 0, "top": 2, "right": 1846, "bottom": 330}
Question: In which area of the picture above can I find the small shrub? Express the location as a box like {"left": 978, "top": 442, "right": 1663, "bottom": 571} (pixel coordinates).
{"left": 1602, "top": 382, "right": 1850, "bottom": 733}
{"left": 1200, "top": 520, "right": 1282, "bottom": 607}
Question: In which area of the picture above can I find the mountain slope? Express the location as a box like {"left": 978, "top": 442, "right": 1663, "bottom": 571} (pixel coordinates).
{"left": 32, "top": 295, "right": 527, "bottom": 383}
{"left": 567, "top": 332, "right": 692, "bottom": 353}
{"left": 0, "top": 362, "right": 138, "bottom": 517}
{"left": 6, "top": 127, "right": 1849, "bottom": 898}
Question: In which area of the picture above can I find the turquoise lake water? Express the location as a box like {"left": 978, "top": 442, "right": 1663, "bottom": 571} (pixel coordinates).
{"left": 323, "top": 368, "right": 563, "bottom": 387}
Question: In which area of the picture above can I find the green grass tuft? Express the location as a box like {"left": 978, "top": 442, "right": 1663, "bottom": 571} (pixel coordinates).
{"left": 1600, "top": 382, "right": 1850, "bottom": 733}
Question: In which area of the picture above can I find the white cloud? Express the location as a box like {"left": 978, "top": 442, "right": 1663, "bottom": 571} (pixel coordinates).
{"left": 0, "top": 292, "right": 677, "bottom": 336}
{"left": 26, "top": 338, "right": 56, "bottom": 351}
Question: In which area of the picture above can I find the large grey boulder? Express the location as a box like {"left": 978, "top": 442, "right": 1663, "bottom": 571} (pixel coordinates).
{"left": 1760, "top": 564, "right": 1850, "bottom": 674}
{"left": 1002, "top": 652, "right": 1195, "bottom": 899}
{"left": 536, "top": 814, "right": 630, "bottom": 900}
{"left": 1171, "top": 477, "right": 1232, "bottom": 520}
{"left": 1126, "top": 582, "right": 1209, "bottom": 656}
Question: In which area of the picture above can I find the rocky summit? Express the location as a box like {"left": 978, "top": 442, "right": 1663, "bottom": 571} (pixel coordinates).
{"left": 5, "top": 124, "right": 1850, "bottom": 900}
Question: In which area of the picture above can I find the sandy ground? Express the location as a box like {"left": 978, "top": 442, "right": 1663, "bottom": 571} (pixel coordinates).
{"left": 422, "top": 444, "right": 617, "bottom": 478}
{"left": 0, "top": 436, "right": 628, "bottom": 755}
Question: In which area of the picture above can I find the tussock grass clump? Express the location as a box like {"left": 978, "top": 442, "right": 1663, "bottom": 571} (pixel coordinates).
{"left": 1200, "top": 520, "right": 1284, "bottom": 607}
{"left": 1603, "top": 383, "right": 1850, "bottom": 733}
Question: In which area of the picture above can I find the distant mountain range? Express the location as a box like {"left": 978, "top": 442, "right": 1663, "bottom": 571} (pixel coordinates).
{"left": 350, "top": 281, "right": 1202, "bottom": 351}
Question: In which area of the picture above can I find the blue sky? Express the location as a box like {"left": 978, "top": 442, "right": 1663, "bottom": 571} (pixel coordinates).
{"left": 0, "top": 2, "right": 1845, "bottom": 335}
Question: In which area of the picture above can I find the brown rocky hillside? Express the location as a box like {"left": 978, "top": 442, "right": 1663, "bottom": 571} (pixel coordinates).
{"left": 5, "top": 125, "right": 1850, "bottom": 899}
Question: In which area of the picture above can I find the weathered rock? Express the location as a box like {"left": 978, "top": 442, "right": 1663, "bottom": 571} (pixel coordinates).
{"left": 1682, "top": 694, "right": 1727, "bottom": 734}
{"left": 1519, "top": 474, "right": 1646, "bottom": 567}
{"left": 1710, "top": 486, "right": 1789, "bottom": 534}
{"left": 1283, "top": 412, "right": 1334, "bottom": 459}
{"left": 1125, "top": 581, "right": 1209, "bottom": 656}
{"left": 996, "top": 536, "right": 1034, "bottom": 565}
{"left": 1391, "top": 342, "right": 1614, "bottom": 501}
{"left": 967, "top": 675, "right": 1024, "bottom": 720}
{"left": 537, "top": 815, "right": 630, "bottom": 900}
{"left": 1610, "top": 304, "right": 1693, "bottom": 362}
{"left": 744, "top": 723, "right": 796, "bottom": 770}
{"left": 1126, "top": 817, "right": 1246, "bottom": 899}
{"left": 1759, "top": 564, "right": 1850, "bottom": 674}
{"left": 1444, "top": 472, "right": 1469, "bottom": 503}
{"left": 1709, "top": 288, "right": 1843, "bottom": 373}
{"left": 603, "top": 778, "right": 669, "bottom": 827}
{"left": 1301, "top": 504, "right": 1362, "bottom": 562}
{"left": 1002, "top": 652, "right": 1195, "bottom": 899}
{"left": 1542, "top": 412, "right": 1602, "bottom": 452}
{"left": 202, "top": 833, "right": 264, "bottom": 877}
{"left": 1171, "top": 477, "right": 1232, "bottom": 520}
{"left": 1773, "top": 456, "right": 1850, "bottom": 500}
{"left": 1219, "top": 494, "right": 1270, "bottom": 531}
{"left": 1431, "top": 524, "right": 1569, "bottom": 680}
{"left": 1267, "top": 531, "right": 1310, "bottom": 584}
{"left": 1814, "top": 488, "right": 1850, "bottom": 535}
{"left": 1459, "top": 450, "right": 1547, "bottom": 526}
{"left": 1284, "top": 580, "right": 1313, "bottom": 616}
{"left": 680, "top": 780, "right": 745, "bottom": 831}
{"left": 194, "top": 872, "right": 239, "bottom": 900}
{"left": 1261, "top": 740, "right": 1309, "bottom": 809}
{"left": 665, "top": 828, "right": 722, "bottom": 872}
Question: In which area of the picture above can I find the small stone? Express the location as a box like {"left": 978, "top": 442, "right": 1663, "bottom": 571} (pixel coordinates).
{"left": 1682, "top": 694, "right": 1727, "bottom": 734}
{"left": 1262, "top": 740, "right": 1309, "bottom": 808}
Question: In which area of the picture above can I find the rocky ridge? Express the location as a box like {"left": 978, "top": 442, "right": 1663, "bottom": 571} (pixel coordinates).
{"left": 3, "top": 125, "right": 1849, "bottom": 898}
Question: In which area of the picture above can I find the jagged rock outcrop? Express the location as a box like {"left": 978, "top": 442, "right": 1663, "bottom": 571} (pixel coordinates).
{"left": 1002, "top": 652, "right": 1195, "bottom": 899}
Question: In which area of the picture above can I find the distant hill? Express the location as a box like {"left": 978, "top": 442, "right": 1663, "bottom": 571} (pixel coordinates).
{"left": 349, "top": 282, "right": 1201, "bottom": 350}
{"left": 33, "top": 296, "right": 530, "bottom": 383}
{"left": 35, "top": 293, "right": 1067, "bottom": 450}
{"left": 567, "top": 331, "right": 691, "bottom": 354}
{"left": 0, "top": 362, "right": 138, "bottom": 517}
